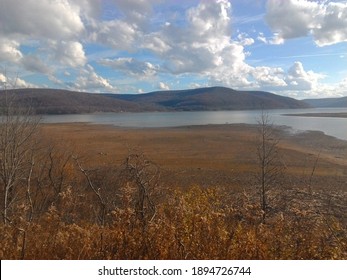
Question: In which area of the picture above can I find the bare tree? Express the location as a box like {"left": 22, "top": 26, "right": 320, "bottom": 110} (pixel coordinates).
{"left": 74, "top": 156, "right": 107, "bottom": 226}
{"left": 123, "top": 151, "right": 159, "bottom": 226}
{"left": 256, "top": 110, "right": 284, "bottom": 223}
{"left": 0, "top": 84, "right": 40, "bottom": 224}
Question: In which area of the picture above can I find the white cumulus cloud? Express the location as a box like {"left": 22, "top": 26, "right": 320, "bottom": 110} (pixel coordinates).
{"left": 237, "top": 33, "right": 255, "bottom": 46}
{"left": 248, "top": 61, "right": 330, "bottom": 97}
{"left": 0, "top": 38, "right": 23, "bottom": 63}
{"left": 266, "top": 0, "right": 347, "bottom": 46}
{"left": 72, "top": 65, "right": 117, "bottom": 92}
{"left": 138, "top": 0, "right": 253, "bottom": 89}
{"left": 0, "top": 0, "right": 84, "bottom": 40}
{"left": 88, "top": 19, "right": 137, "bottom": 50}
{"left": 50, "top": 41, "right": 87, "bottom": 68}
{"left": 0, "top": 73, "right": 7, "bottom": 84}
{"left": 100, "top": 58, "right": 159, "bottom": 77}
{"left": 0, "top": 72, "right": 38, "bottom": 89}
{"left": 251, "top": 66, "right": 287, "bottom": 88}
{"left": 159, "top": 82, "right": 170, "bottom": 90}
{"left": 285, "top": 61, "right": 324, "bottom": 91}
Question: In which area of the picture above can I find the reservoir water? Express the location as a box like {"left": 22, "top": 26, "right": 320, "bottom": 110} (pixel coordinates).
{"left": 42, "top": 108, "right": 347, "bottom": 141}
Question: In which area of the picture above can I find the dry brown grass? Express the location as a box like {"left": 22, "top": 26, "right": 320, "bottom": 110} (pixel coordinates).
{"left": 40, "top": 123, "right": 347, "bottom": 189}
{"left": 0, "top": 123, "right": 346, "bottom": 259}
{"left": 1, "top": 185, "right": 346, "bottom": 260}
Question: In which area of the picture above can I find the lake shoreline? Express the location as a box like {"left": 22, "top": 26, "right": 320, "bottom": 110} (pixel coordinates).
{"left": 40, "top": 108, "right": 347, "bottom": 141}
{"left": 283, "top": 112, "right": 347, "bottom": 118}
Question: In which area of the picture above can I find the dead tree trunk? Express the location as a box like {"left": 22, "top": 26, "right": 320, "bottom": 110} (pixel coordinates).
{"left": 256, "top": 111, "right": 283, "bottom": 223}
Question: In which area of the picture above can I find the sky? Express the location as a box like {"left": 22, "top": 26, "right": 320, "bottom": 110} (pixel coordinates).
{"left": 0, "top": 0, "right": 347, "bottom": 99}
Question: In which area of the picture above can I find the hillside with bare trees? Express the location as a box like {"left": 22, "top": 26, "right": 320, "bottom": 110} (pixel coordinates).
{"left": 1, "top": 87, "right": 310, "bottom": 115}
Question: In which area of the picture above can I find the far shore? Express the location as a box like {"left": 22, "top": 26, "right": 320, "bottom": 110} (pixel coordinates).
{"left": 283, "top": 112, "right": 347, "bottom": 118}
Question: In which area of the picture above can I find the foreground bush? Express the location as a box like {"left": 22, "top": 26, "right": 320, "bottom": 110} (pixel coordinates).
{"left": 1, "top": 186, "right": 346, "bottom": 260}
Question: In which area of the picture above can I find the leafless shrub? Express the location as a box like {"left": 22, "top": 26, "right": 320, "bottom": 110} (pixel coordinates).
{"left": 255, "top": 110, "right": 285, "bottom": 222}
{"left": 119, "top": 151, "right": 161, "bottom": 227}
{"left": 0, "top": 84, "right": 40, "bottom": 225}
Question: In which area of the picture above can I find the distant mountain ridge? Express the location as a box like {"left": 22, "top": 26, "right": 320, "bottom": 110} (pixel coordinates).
{"left": 303, "top": 96, "right": 347, "bottom": 108}
{"left": 1, "top": 86, "right": 310, "bottom": 114}
{"left": 106, "top": 86, "right": 309, "bottom": 111}
{"left": 0, "top": 88, "right": 144, "bottom": 114}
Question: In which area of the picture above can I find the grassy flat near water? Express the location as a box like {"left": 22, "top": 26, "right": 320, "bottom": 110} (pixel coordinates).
{"left": 40, "top": 123, "right": 347, "bottom": 189}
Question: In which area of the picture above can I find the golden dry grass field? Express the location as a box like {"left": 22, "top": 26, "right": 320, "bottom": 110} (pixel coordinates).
{"left": 40, "top": 123, "right": 347, "bottom": 190}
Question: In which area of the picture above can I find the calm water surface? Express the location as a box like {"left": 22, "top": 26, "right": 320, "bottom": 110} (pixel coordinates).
{"left": 42, "top": 108, "right": 347, "bottom": 140}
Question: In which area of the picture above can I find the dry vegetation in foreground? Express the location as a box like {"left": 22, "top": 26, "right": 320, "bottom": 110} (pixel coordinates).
{"left": 1, "top": 119, "right": 347, "bottom": 259}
